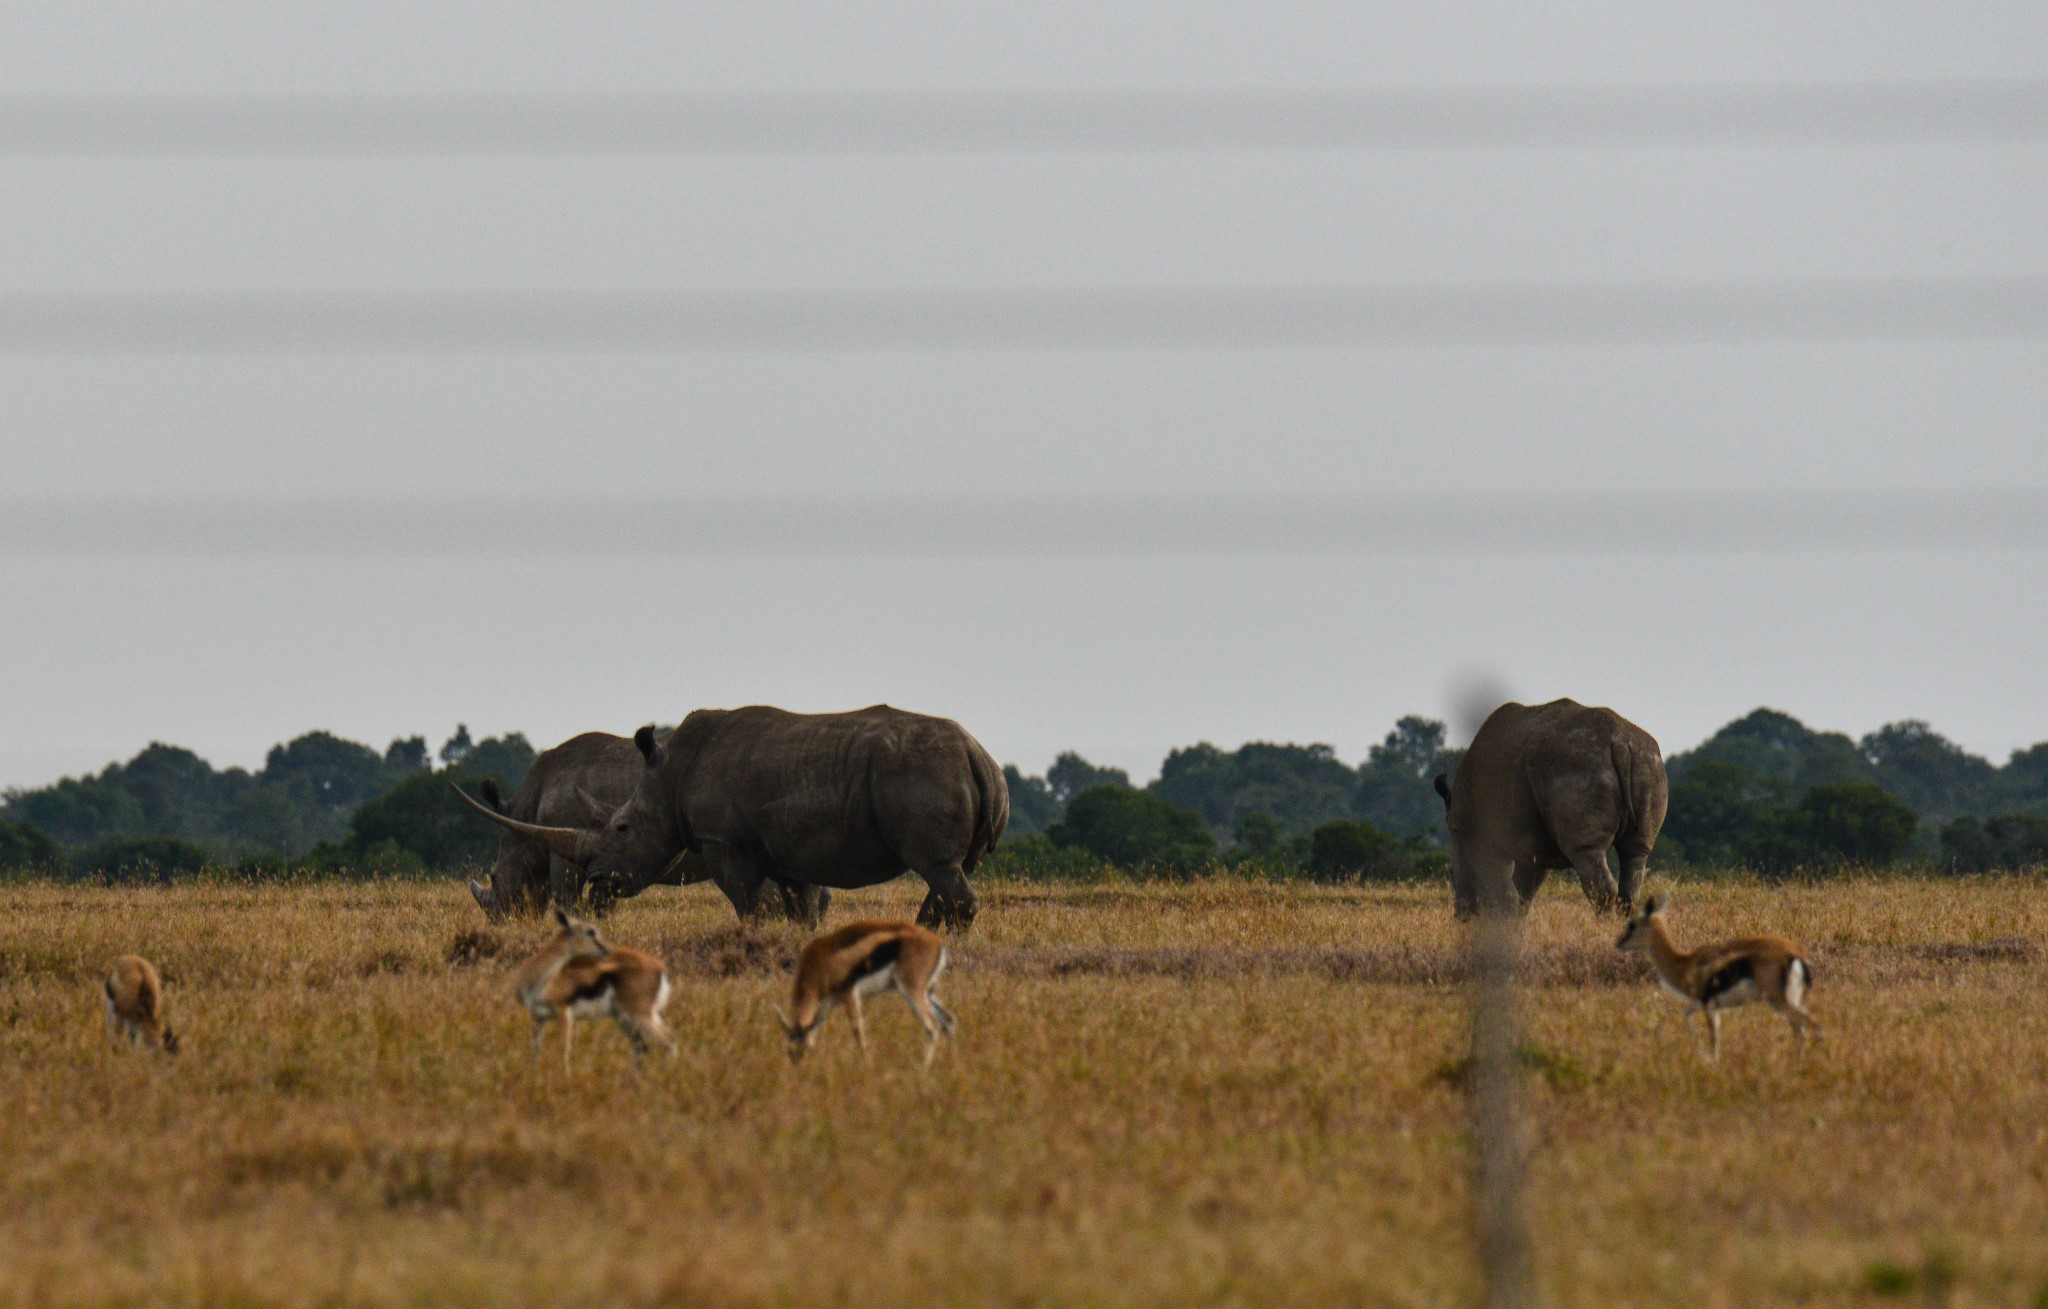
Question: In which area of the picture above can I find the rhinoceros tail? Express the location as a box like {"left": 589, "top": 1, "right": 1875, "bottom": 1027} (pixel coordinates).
{"left": 964, "top": 742, "right": 1009, "bottom": 873}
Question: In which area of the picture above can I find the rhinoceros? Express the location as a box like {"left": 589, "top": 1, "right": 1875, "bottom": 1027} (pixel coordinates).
{"left": 1432, "top": 698, "right": 1667, "bottom": 917}
{"left": 454, "top": 731, "right": 825, "bottom": 922}
{"left": 488, "top": 704, "right": 1008, "bottom": 929}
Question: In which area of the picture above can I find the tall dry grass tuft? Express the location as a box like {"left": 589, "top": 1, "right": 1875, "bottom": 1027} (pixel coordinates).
{"left": 0, "top": 875, "right": 2043, "bottom": 1307}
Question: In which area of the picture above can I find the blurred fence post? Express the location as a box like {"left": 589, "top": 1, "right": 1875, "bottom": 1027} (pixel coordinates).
{"left": 1471, "top": 909, "right": 1536, "bottom": 1309}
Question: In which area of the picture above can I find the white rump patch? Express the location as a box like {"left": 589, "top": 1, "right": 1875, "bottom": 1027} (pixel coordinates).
{"left": 1785, "top": 959, "right": 1809, "bottom": 1008}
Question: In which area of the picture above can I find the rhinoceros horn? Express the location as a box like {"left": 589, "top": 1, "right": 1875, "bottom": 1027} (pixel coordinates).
{"left": 448, "top": 782, "right": 596, "bottom": 862}
{"left": 468, "top": 877, "right": 504, "bottom": 920}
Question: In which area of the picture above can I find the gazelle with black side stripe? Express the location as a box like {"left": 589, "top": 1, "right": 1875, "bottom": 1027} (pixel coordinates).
{"left": 513, "top": 908, "right": 677, "bottom": 1070}
{"left": 777, "top": 920, "right": 956, "bottom": 1067}
{"left": 1616, "top": 891, "right": 1819, "bottom": 1059}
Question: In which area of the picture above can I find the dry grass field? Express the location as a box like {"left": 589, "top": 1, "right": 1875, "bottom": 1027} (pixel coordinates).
{"left": 1, "top": 873, "right": 2043, "bottom": 1308}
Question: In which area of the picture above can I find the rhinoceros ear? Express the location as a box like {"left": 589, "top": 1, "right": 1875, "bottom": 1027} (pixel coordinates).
{"left": 478, "top": 777, "right": 503, "bottom": 812}
{"left": 634, "top": 725, "right": 664, "bottom": 767}
{"left": 1432, "top": 773, "right": 1451, "bottom": 805}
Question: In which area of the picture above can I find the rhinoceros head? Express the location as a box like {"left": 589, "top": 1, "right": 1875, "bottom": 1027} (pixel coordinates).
{"left": 581, "top": 725, "right": 689, "bottom": 908}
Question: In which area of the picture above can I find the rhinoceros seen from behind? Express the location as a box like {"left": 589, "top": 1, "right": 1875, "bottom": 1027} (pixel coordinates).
{"left": 1433, "top": 698, "right": 1668, "bottom": 918}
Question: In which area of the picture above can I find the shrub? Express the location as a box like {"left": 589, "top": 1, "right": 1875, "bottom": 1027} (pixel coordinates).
{"left": 1741, "top": 781, "right": 1919, "bottom": 873}
{"left": 0, "top": 818, "right": 62, "bottom": 871}
{"left": 1049, "top": 786, "right": 1214, "bottom": 873}
{"left": 1306, "top": 820, "right": 1410, "bottom": 882}
{"left": 1941, "top": 812, "right": 2048, "bottom": 872}
{"left": 1300, "top": 821, "right": 1446, "bottom": 884}
{"left": 71, "top": 835, "right": 211, "bottom": 883}
{"left": 345, "top": 767, "right": 500, "bottom": 870}
{"left": 983, "top": 833, "right": 1112, "bottom": 882}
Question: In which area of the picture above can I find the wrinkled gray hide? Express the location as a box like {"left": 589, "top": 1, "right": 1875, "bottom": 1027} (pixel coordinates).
{"left": 465, "top": 732, "right": 663, "bottom": 921}
{"left": 1434, "top": 699, "right": 1668, "bottom": 918}
{"left": 462, "top": 731, "right": 829, "bottom": 922}
{"left": 583, "top": 704, "right": 1008, "bottom": 930}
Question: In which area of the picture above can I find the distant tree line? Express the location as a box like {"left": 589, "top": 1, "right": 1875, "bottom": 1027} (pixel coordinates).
{"left": 0, "top": 726, "right": 532, "bottom": 881}
{"left": 3, "top": 707, "right": 2047, "bottom": 882}
{"left": 996, "top": 715, "right": 1458, "bottom": 881}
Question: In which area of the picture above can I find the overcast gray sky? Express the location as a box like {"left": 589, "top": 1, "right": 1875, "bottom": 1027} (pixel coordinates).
{"left": 3, "top": 2, "right": 2046, "bottom": 788}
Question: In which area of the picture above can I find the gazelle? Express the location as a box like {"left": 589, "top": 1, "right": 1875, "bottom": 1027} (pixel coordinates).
{"left": 777, "top": 920, "right": 956, "bottom": 1067}
{"left": 103, "top": 955, "right": 179, "bottom": 1056}
{"left": 513, "top": 909, "right": 676, "bottom": 1070}
{"left": 1616, "top": 891, "right": 1819, "bottom": 1059}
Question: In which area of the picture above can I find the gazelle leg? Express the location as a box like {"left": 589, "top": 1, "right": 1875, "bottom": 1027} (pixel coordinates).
{"left": 902, "top": 984, "right": 942, "bottom": 1068}
{"left": 1706, "top": 1008, "right": 1722, "bottom": 1062}
{"left": 562, "top": 1014, "right": 577, "bottom": 1073}
{"left": 621, "top": 1019, "right": 649, "bottom": 1069}
{"left": 531, "top": 1018, "right": 547, "bottom": 1063}
{"left": 1792, "top": 1004, "right": 1821, "bottom": 1047}
{"left": 847, "top": 990, "right": 869, "bottom": 1058}
{"left": 929, "top": 995, "right": 957, "bottom": 1038}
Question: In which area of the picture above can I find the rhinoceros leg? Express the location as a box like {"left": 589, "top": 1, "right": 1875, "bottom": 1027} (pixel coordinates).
{"left": 914, "top": 861, "right": 978, "bottom": 932}
{"left": 710, "top": 853, "right": 767, "bottom": 920}
{"left": 759, "top": 880, "right": 831, "bottom": 926}
{"left": 1512, "top": 860, "right": 1550, "bottom": 908}
{"left": 1614, "top": 847, "right": 1650, "bottom": 911}
{"left": 1452, "top": 849, "right": 1516, "bottom": 919}
{"left": 1564, "top": 845, "right": 1623, "bottom": 914}
{"left": 548, "top": 854, "right": 586, "bottom": 911}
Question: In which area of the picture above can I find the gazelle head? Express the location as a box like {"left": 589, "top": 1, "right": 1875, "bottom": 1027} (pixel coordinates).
{"left": 551, "top": 907, "right": 612, "bottom": 961}
{"left": 1616, "top": 890, "right": 1671, "bottom": 952}
{"left": 774, "top": 1006, "right": 819, "bottom": 1064}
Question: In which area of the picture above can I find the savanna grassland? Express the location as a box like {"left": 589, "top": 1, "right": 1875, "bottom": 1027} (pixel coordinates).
{"left": 0, "top": 875, "right": 2043, "bottom": 1308}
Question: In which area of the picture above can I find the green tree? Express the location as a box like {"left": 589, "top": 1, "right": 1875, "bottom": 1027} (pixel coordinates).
{"left": 1049, "top": 786, "right": 1214, "bottom": 872}
{"left": 1858, "top": 720, "right": 1995, "bottom": 820}
{"left": 2, "top": 772, "right": 146, "bottom": 845}
{"left": 1742, "top": 782, "right": 1919, "bottom": 872}
{"left": 384, "top": 736, "right": 430, "bottom": 773}
{"left": 345, "top": 767, "right": 501, "bottom": 870}
{"left": 0, "top": 818, "right": 61, "bottom": 870}
{"left": 1047, "top": 753, "right": 1130, "bottom": 805}
{"left": 1355, "top": 717, "right": 1459, "bottom": 840}
{"left": 262, "top": 731, "right": 392, "bottom": 816}
{"left": 1940, "top": 812, "right": 2048, "bottom": 872}
{"left": 1002, "top": 765, "right": 1062, "bottom": 837}
{"left": 1670, "top": 708, "right": 1873, "bottom": 794}
{"left": 1306, "top": 819, "right": 1412, "bottom": 882}
{"left": 462, "top": 734, "right": 536, "bottom": 790}
{"left": 1991, "top": 742, "right": 2048, "bottom": 813}
{"left": 1662, "top": 760, "right": 1792, "bottom": 866}
{"left": 1368, "top": 716, "right": 1448, "bottom": 777}
{"left": 72, "top": 835, "right": 211, "bottom": 883}
{"left": 1232, "top": 810, "right": 1281, "bottom": 857}
{"left": 1152, "top": 741, "right": 1357, "bottom": 838}
{"left": 440, "top": 724, "right": 475, "bottom": 766}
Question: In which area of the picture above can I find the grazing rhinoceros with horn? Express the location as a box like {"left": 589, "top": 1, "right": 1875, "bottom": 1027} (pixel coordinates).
{"left": 491, "top": 704, "right": 1007, "bottom": 930}
{"left": 1432, "top": 698, "right": 1667, "bottom": 918}
{"left": 454, "top": 731, "right": 832, "bottom": 922}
